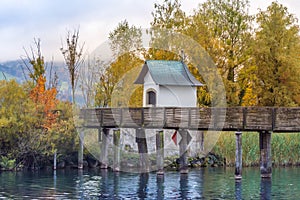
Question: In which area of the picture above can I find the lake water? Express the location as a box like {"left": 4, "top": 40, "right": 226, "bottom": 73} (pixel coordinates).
{"left": 0, "top": 167, "right": 299, "bottom": 199}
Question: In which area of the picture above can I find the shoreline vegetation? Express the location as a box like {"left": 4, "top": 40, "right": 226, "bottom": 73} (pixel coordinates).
{"left": 1, "top": 0, "right": 300, "bottom": 173}
{"left": 1, "top": 131, "right": 300, "bottom": 172}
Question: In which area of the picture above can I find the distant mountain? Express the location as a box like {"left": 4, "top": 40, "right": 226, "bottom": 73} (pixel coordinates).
{"left": 0, "top": 60, "right": 25, "bottom": 82}
{"left": 0, "top": 60, "right": 72, "bottom": 101}
{"left": 0, "top": 70, "right": 17, "bottom": 81}
{"left": 0, "top": 60, "right": 69, "bottom": 82}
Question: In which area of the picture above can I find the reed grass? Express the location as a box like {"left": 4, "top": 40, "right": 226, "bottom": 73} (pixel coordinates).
{"left": 212, "top": 132, "right": 300, "bottom": 167}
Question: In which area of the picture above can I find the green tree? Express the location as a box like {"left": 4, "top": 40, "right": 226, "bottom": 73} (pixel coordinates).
{"left": 0, "top": 79, "right": 78, "bottom": 169}
{"left": 95, "top": 20, "right": 143, "bottom": 107}
{"left": 148, "top": 0, "right": 186, "bottom": 61}
{"left": 254, "top": 2, "right": 300, "bottom": 106}
{"left": 22, "top": 38, "right": 45, "bottom": 84}
{"left": 109, "top": 20, "right": 142, "bottom": 56}
{"left": 197, "top": 0, "right": 253, "bottom": 105}
{"left": 151, "top": 0, "right": 186, "bottom": 30}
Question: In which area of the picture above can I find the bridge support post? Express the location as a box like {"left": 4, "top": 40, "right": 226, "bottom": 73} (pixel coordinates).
{"left": 179, "top": 129, "right": 189, "bottom": 174}
{"left": 235, "top": 131, "right": 242, "bottom": 180}
{"left": 78, "top": 130, "right": 84, "bottom": 169}
{"left": 156, "top": 130, "right": 164, "bottom": 175}
{"left": 113, "top": 129, "right": 121, "bottom": 172}
{"left": 136, "top": 128, "right": 149, "bottom": 172}
{"left": 100, "top": 128, "right": 109, "bottom": 169}
{"left": 98, "top": 128, "right": 102, "bottom": 142}
{"left": 259, "top": 131, "right": 272, "bottom": 178}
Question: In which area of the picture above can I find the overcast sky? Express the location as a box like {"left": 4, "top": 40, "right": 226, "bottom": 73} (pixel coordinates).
{"left": 0, "top": 0, "right": 299, "bottom": 62}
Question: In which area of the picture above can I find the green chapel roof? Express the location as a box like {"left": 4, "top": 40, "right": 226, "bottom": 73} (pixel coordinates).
{"left": 134, "top": 60, "right": 203, "bottom": 86}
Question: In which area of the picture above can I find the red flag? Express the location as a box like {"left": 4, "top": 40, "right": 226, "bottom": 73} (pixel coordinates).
{"left": 172, "top": 130, "right": 177, "bottom": 145}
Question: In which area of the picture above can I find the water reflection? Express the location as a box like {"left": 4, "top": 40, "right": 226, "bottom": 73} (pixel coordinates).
{"left": 53, "top": 170, "right": 57, "bottom": 195}
{"left": 113, "top": 172, "right": 120, "bottom": 197}
{"left": 100, "top": 169, "right": 108, "bottom": 198}
{"left": 180, "top": 174, "right": 189, "bottom": 199}
{"left": 77, "top": 169, "right": 84, "bottom": 198}
{"left": 1, "top": 168, "right": 300, "bottom": 199}
{"left": 137, "top": 173, "right": 149, "bottom": 199}
{"left": 261, "top": 178, "right": 272, "bottom": 200}
{"left": 156, "top": 176, "right": 164, "bottom": 200}
{"left": 235, "top": 180, "right": 242, "bottom": 200}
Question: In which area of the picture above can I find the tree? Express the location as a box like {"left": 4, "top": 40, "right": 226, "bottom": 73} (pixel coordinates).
{"left": 21, "top": 38, "right": 59, "bottom": 129}
{"left": 29, "top": 75, "right": 58, "bottom": 129}
{"left": 238, "top": 65, "right": 259, "bottom": 106}
{"left": 148, "top": 0, "right": 186, "bottom": 61}
{"left": 109, "top": 20, "right": 142, "bottom": 57}
{"left": 95, "top": 20, "right": 143, "bottom": 107}
{"left": 151, "top": 0, "right": 186, "bottom": 30}
{"left": 78, "top": 56, "right": 99, "bottom": 108}
{"left": 22, "top": 38, "right": 45, "bottom": 84}
{"left": 253, "top": 2, "right": 300, "bottom": 106}
{"left": 0, "top": 80, "right": 46, "bottom": 169}
{"left": 197, "top": 0, "right": 253, "bottom": 105}
{"left": 60, "top": 28, "right": 85, "bottom": 104}
{"left": 0, "top": 80, "right": 77, "bottom": 169}
{"left": 21, "top": 38, "right": 58, "bottom": 89}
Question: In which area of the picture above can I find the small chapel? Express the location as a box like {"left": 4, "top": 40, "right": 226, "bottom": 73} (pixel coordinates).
{"left": 134, "top": 60, "right": 203, "bottom": 107}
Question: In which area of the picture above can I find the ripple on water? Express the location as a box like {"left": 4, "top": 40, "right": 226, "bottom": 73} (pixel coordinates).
{"left": 0, "top": 168, "right": 300, "bottom": 199}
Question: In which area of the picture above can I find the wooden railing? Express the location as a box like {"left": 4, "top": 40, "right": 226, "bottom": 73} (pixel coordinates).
{"left": 80, "top": 107, "right": 300, "bottom": 132}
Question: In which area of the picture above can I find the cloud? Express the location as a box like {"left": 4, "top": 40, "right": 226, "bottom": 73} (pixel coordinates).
{"left": 0, "top": 0, "right": 299, "bottom": 62}
{"left": 0, "top": 0, "right": 159, "bottom": 61}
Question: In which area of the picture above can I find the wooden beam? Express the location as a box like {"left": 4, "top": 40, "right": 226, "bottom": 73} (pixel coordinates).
{"left": 259, "top": 131, "right": 272, "bottom": 178}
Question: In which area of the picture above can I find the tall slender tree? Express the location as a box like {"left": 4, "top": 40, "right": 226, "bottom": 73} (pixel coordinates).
{"left": 254, "top": 2, "right": 300, "bottom": 106}
{"left": 60, "top": 28, "right": 85, "bottom": 104}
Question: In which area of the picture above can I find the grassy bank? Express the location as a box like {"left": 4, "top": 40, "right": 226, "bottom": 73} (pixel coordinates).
{"left": 212, "top": 132, "right": 300, "bottom": 167}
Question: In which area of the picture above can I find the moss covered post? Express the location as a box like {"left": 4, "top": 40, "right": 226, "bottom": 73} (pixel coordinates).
{"left": 179, "top": 129, "right": 188, "bottom": 174}
{"left": 100, "top": 128, "right": 109, "bottom": 169}
{"left": 113, "top": 129, "right": 121, "bottom": 171}
{"left": 156, "top": 130, "right": 164, "bottom": 175}
{"left": 235, "top": 131, "right": 242, "bottom": 179}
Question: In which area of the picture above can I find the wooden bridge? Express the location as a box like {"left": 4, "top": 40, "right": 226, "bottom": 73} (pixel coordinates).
{"left": 79, "top": 107, "right": 300, "bottom": 179}
{"left": 81, "top": 107, "right": 300, "bottom": 132}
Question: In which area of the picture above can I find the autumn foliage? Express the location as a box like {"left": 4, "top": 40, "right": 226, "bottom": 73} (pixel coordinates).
{"left": 30, "top": 75, "right": 58, "bottom": 129}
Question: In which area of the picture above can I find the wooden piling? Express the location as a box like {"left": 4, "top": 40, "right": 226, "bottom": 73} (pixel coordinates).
{"left": 78, "top": 131, "right": 84, "bottom": 169}
{"left": 100, "top": 128, "right": 109, "bottom": 169}
{"left": 53, "top": 149, "right": 57, "bottom": 170}
{"left": 235, "top": 132, "right": 242, "bottom": 180}
{"left": 259, "top": 131, "right": 272, "bottom": 178}
{"left": 113, "top": 129, "right": 121, "bottom": 172}
{"left": 200, "top": 131, "right": 204, "bottom": 152}
{"left": 179, "top": 129, "right": 188, "bottom": 174}
{"left": 98, "top": 128, "right": 102, "bottom": 142}
{"left": 136, "top": 128, "right": 149, "bottom": 172}
{"left": 156, "top": 130, "right": 164, "bottom": 175}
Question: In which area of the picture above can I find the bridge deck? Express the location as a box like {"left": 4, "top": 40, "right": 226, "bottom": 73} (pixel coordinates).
{"left": 80, "top": 107, "right": 300, "bottom": 132}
